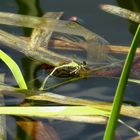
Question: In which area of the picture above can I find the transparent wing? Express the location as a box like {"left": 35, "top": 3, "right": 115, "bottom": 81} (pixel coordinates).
{"left": 30, "top": 12, "right": 64, "bottom": 49}
{"left": 51, "top": 31, "right": 121, "bottom": 66}
{"left": 0, "top": 11, "right": 107, "bottom": 42}
{"left": 0, "top": 11, "right": 122, "bottom": 66}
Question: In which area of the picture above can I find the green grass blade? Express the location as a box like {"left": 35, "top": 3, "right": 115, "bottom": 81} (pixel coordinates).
{"left": 0, "top": 106, "right": 110, "bottom": 117}
{"left": 0, "top": 84, "right": 139, "bottom": 119}
{"left": 128, "top": 79, "right": 140, "bottom": 84}
{"left": 0, "top": 50, "right": 27, "bottom": 89}
{"left": 103, "top": 25, "right": 140, "bottom": 140}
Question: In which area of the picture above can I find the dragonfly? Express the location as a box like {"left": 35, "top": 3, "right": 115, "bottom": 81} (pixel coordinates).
{"left": 0, "top": 12, "right": 135, "bottom": 66}
{"left": 0, "top": 11, "right": 140, "bottom": 89}
{"left": 0, "top": 11, "right": 111, "bottom": 65}
{"left": 25, "top": 11, "right": 127, "bottom": 89}
{"left": 0, "top": 13, "right": 120, "bottom": 64}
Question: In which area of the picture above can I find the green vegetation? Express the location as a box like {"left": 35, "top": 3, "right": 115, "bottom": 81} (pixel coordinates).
{"left": 0, "top": 3, "right": 140, "bottom": 140}
{"left": 103, "top": 25, "right": 140, "bottom": 140}
{"left": 0, "top": 50, "right": 27, "bottom": 89}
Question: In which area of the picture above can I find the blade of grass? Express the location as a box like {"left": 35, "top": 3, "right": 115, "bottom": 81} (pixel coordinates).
{"left": 0, "top": 106, "right": 110, "bottom": 117}
{"left": 0, "top": 50, "right": 27, "bottom": 89}
{"left": 128, "top": 79, "right": 140, "bottom": 84}
{"left": 103, "top": 25, "right": 140, "bottom": 140}
{"left": 0, "top": 84, "right": 139, "bottom": 119}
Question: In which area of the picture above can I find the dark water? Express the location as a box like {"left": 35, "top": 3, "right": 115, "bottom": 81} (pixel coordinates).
{"left": 0, "top": 0, "right": 140, "bottom": 140}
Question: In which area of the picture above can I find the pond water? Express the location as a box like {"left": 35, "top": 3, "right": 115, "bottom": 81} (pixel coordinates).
{"left": 0, "top": 0, "right": 140, "bottom": 140}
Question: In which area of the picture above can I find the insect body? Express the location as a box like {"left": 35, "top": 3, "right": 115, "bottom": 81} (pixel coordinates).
{"left": 39, "top": 60, "right": 87, "bottom": 90}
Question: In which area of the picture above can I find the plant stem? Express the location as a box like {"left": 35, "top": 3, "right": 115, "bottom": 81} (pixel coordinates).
{"left": 103, "top": 25, "right": 140, "bottom": 140}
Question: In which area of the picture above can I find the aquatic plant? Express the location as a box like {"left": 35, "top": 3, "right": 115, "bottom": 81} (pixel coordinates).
{"left": 101, "top": 4, "right": 140, "bottom": 140}
{"left": 0, "top": 4, "right": 139, "bottom": 139}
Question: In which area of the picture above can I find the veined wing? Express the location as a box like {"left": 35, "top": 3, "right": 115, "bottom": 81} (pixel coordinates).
{"left": 0, "top": 11, "right": 107, "bottom": 43}
{"left": 30, "top": 12, "right": 64, "bottom": 49}
{"left": 0, "top": 11, "right": 122, "bottom": 67}
{"left": 51, "top": 31, "right": 121, "bottom": 66}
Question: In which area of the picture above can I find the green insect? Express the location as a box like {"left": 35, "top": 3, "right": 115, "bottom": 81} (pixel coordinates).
{"left": 39, "top": 60, "right": 87, "bottom": 90}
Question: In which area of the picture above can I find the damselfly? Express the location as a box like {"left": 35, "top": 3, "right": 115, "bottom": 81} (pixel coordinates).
{"left": 0, "top": 11, "right": 140, "bottom": 88}
{"left": 0, "top": 11, "right": 122, "bottom": 68}
{"left": 0, "top": 11, "right": 110, "bottom": 65}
